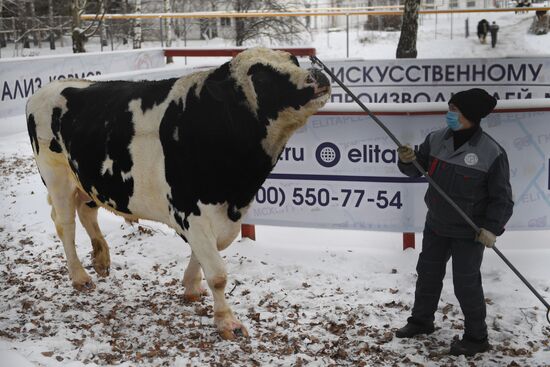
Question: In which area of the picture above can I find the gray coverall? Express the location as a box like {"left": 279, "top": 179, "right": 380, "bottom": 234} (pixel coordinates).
{"left": 398, "top": 127, "right": 514, "bottom": 340}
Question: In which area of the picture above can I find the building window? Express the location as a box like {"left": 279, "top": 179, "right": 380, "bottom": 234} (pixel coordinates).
{"left": 221, "top": 18, "right": 231, "bottom": 27}
{"left": 449, "top": 0, "right": 459, "bottom": 8}
{"left": 467, "top": 0, "right": 476, "bottom": 6}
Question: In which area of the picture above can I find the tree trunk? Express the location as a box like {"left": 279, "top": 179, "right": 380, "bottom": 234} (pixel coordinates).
{"left": 235, "top": 18, "right": 245, "bottom": 46}
{"left": 0, "top": 0, "right": 5, "bottom": 51}
{"left": 100, "top": 0, "right": 107, "bottom": 47}
{"left": 164, "top": 0, "right": 172, "bottom": 47}
{"left": 72, "top": 29, "right": 86, "bottom": 53}
{"left": 48, "top": 0, "right": 55, "bottom": 49}
{"left": 71, "top": 0, "right": 85, "bottom": 53}
{"left": 20, "top": 0, "right": 30, "bottom": 49}
{"left": 29, "top": 0, "right": 39, "bottom": 47}
{"left": 133, "top": 0, "right": 141, "bottom": 49}
{"left": 396, "top": 0, "right": 420, "bottom": 59}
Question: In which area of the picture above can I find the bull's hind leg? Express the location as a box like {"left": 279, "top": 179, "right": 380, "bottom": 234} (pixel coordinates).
{"left": 182, "top": 252, "right": 208, "bottom": 302}
{"left": 37, "top": 151, "right": 94, "bottom": 291}
{"left": 186, "top": 227, "right": 248, "bottom": 340}
{"left": 76, "top": 195, "right": 110, "bottom": 277}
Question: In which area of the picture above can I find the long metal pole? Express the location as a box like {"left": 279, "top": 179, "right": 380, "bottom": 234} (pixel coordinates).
{"left": 310, "top": 55, "right": 477, "bottom": 230}
{"left": 309, "top": 55, "right": 550, "bottom": 321}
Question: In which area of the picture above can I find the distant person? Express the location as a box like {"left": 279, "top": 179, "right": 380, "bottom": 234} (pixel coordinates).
{"left": 477, "top": 19, "right": 489, "bottom": 44}
{"left": 533, "top": 10, "right": 549, "bottom": 35}
{"left": 515, "top": 0, "right": 524, "bottom": 14}
{"left": 536, "top": 10, "right": 547, "bottom": 21}
{"left": 489, "top": 21, "right": 499, "bottom": 48}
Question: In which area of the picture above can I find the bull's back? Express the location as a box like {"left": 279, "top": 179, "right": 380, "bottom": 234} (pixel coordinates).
{"left": 27, "top": 78, "right": 179, "bottom": 222}
{"left": 27, "top": 79, "right": 93, "bottom": 156}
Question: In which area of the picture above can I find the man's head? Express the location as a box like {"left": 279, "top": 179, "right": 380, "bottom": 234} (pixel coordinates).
{"left": 448, "top": 88, "right": 497, "bottom": 129}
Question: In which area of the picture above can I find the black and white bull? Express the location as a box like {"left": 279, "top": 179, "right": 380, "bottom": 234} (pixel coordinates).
{"left": 26, "top": 47, "right": 330, "bottom": 339}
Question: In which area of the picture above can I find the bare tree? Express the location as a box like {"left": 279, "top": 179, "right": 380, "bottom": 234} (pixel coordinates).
{"left": 228, "top": 0, "right": 307, "bottom": 47}
{"left": 133, "top": 0, "right": 141, "bottom": 48}
{"left": 0, "top": 0, "right": 4, "bottom": 53}
{"left": 48, "top": 0, "right": 54, "bottom": 49}
{"left": 396, "top": 0, "right": 420, "bottom": 58}
{"left": 71, "top": 0, "right": 105, "bottom": 53}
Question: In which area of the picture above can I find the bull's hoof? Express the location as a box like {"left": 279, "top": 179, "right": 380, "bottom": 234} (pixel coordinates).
{"left": 219, "top": 325, "right": 249, "bottom": 340}
{"left": 73, "top": 279, "right": 95, "bottom": 292}
{"left": 93, "top": 262, "right": 110, "bottom": 277}
{"left": 216, "top": 315, "right": 249, "bottom": 340}
{"left": 183, "top": 288, "right": 208, "bottom": 303}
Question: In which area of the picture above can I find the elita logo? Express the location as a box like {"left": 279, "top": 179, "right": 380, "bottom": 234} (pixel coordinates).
{"left": 316, "top": 142, "right": 340, "bottom": 167}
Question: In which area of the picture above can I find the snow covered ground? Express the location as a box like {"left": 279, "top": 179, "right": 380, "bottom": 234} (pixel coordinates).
{"left": 1, "top": 8, "right": 550, "bottom": 367}
{"left": 0, "top": 131, "right": 549, "bottom": 366}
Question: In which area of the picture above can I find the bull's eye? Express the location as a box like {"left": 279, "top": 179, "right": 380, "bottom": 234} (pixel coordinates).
{"left": 250, "top": 68, "right": 273, "bottom": 86}
{"left": 254, "top": 75, "right": 270, "bottom": 84}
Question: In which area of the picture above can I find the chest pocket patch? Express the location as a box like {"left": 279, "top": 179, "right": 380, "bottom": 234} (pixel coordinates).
{"left": 464, "top": 153, "right": 479, "bottom": 166}
{"left": 453, "top": 165, "right": 485, "bottom": 199}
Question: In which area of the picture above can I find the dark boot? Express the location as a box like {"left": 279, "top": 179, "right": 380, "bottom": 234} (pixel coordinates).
{"left": 395, "top": 321, "right": 434, "bottom": 338}
{"left": 450, "top": 336, "right": 490, "bottom": 356}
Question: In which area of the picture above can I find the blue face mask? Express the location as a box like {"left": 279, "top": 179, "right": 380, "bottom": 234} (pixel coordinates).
{"left": 446, "top": 111, "right": 462, "bottom": 131}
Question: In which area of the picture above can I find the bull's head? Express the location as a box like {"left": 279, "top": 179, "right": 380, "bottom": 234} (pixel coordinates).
{"left": 205, "top": 47, "right": 331, "bottom": 123}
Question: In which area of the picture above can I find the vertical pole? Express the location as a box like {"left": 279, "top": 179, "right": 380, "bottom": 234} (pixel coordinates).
{"left": 12, "top": 17, "right": 17, "bottom": 55}
{"left": 241, "top": 224, "right": 256, "bottom": 241}
{"left": 159, "top": 17, "right": 164, "bottom": 47}
{"left": 435, "top": 6, "right": 437, "bottom": 40}
{"left": 346, "top": 13, "right": 349, "bottom": 58}
{"left": 403, "top": 232, "right": 415, "bottom": 250}
{"left": 183, "top": 17, "right": 187, "bottom": 65}
{"left": 109, "top": 26, "right": 114, "bottom": 50}
{"left": 326, "top": 15, "right": 330, "bottom": 48}
{"left": 450, "top": 10, "right": 453, "bottom": 40}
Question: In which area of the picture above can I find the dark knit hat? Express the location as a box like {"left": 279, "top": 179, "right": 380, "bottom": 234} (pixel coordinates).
{"left": 448, "top": 88, "right": 497, "bottom": 124}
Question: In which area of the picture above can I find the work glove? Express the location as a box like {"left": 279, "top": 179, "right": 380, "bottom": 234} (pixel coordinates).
{"left": 397, "top": 145, "right": 416, "bottom": 163}
{"left": 476, "top": 228, "right": 496, "bottom": 248}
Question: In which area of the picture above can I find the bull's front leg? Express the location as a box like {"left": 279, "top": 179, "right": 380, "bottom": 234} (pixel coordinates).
{"left": 185, "top": 227, "right": 248, "bottom": 340}
{"left": 182, "top": 252, "right": 208, "bottom": 302}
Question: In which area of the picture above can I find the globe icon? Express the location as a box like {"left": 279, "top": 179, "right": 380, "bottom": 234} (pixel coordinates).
{"left": 320, "top": 147, "right": 337, "bottom": 163}
{"left": 315, "top": 142, "right": 340, "bottom": 167}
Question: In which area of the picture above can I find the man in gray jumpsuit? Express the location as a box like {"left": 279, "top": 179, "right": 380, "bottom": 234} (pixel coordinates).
{"left": 394, "top": 88, "right": 514, "bottom": 356}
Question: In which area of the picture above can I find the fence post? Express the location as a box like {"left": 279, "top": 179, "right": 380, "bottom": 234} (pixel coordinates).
{"left": 403, "top": 232, "right": 415, "bottom": 250}
{"left": 241, "top": 224, "right": 256, "bottom": 241}
{"left": 159, "top": 17, "right": 164, "bottom": 47}
{"left": 346, "top": 13, "right": 349, "bottom": 58}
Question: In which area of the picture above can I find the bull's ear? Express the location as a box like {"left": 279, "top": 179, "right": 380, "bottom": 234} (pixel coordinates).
{"left": 204, "top": 79, "right": 235, "bottom": 103}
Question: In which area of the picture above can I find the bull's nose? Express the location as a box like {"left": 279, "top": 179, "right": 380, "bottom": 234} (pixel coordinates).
{"left": 308, "top": 68, "right": 330, "bottom": 88}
